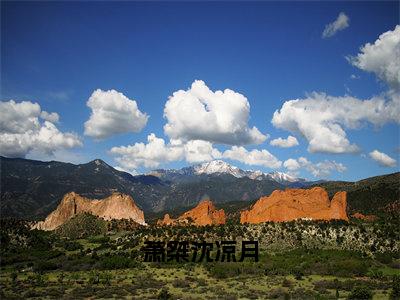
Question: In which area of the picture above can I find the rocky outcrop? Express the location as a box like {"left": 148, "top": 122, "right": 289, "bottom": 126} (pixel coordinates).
{"left": 156, "top": 213, "right": 175, "bottom": 226}
{"left": 352, "top": 212, "right": 377, "bottom": 222}
{"left": 34, "top": 192, "right": 146, "bottom": 230}
{"left": 157, "top": 199, "right": 226, "bottom": 226}
{"left": 240, "top": 187, "right": 348, "bottom": 224}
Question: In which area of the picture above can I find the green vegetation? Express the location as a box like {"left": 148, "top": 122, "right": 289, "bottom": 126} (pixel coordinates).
{"left": 1, "top": 217, "right": 399, "bottom": 299}
{"left": 55, "top": 213, "right": 108, "bottom": 239}
{"left": 315, "top": 172, "right": 400, "bottom": 216}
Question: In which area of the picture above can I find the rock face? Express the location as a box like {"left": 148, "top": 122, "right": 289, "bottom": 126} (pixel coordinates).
{"left": 34, "top": 192, "right": 146, "bottom": 230}
{"left": 352, "top": 212, "right": 377, "bottom": 222}
{"left": 157, "top": 199, "right": 226, "bottom": 226}
{"left": 240, "top": 187, "right": 348, "bottom": 224}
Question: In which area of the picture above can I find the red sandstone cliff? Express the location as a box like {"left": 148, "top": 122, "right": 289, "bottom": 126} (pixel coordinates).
{"left": 34, "top": 192, "right": 146, "bottom": 230}
{"left": 157, "top": 199, "right": 226, "bottom": 226}
{"left": 240, "top": 187, "right": 348, "bottom": 224}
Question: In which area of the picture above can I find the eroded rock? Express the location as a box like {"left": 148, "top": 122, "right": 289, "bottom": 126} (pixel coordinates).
{"left": 240, "top": 187, "right": 348, "bottom": 224}
{"left": 34, "top": 192, "right": 146, "bottom": 230}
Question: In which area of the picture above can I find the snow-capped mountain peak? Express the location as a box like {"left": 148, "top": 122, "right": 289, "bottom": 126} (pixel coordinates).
{"left": 148, "top": 160, "right": 305, "bottom": 184}
{"left": 266, "top": 171, "right": 300, "bottom": 183}
{"left": 194, "top": 160, "right": 244, "bottom": 178}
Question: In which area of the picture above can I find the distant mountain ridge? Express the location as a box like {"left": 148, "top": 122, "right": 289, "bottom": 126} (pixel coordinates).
{"left": 1, "top": 156, "right": 398, "bottom": 221}
{"left": 149, "top": 160, "right": 305, "bottom": 184}
{"left": 1, "top": 156, "right": 285, "bottom": 219}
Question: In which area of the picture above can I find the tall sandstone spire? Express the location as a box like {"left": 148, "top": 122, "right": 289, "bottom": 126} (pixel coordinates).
{"left": 34, "top": 192, "right": 146, "bottom": 230}
{"left": 240, "top": 187, "right": 348, "bottom": 224}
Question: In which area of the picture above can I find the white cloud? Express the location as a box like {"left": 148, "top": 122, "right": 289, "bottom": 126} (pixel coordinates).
{"left": 110, "top": 134, "right": 184, "bottom": 170}
{"left": 350, "top": 74, "right": 360, "bottom": 80}
{"left": 272, "top": 92, "right": 399, "bottom": 154}
{"left": 163, "top": 80, "right": 267, "bottom": 145}
{"left": 40, "top": 111, "right": 60, "bottom": 123}
{"left": 114, "top": 165, "right": 138, "bottom": 176}
{"left": 369, "top": 150, "right": 397, "bottom": 167}
{"left": 283, "top": 158, "right": 300, "bottom": 171}
{"left": 184, "top": 139, "right": 222, "bottom": 163}
{"left": 348, "top": 25, "right": 400, "bottom": 89}
{"left": 109, "top": 133, "right": 225, "bottom": 171}
{"left": 0, "top": 100, "right": 41, "bottom": 134}
{"left": 284, "top": 157, "right": 346, "bottom": 178}
{"left": 84, "top": 89, "right": 148, "bottom": 139}
{"left": 223, "top": 146, "right": 282, "bottom": 169}
{"left": 0, "top": 100, "right": 82, "bottom": 158}
{"left": 322, "top": 12, "right": 349, "bottom": 38}
{"left": 110, "top": 134, "right": 282, "bottom": 171}
{"left": 270, "top": 135, "right": 299, "bottom": 148}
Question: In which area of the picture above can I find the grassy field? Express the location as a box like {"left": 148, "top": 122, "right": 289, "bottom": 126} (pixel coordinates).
{"left": 1, "top": 217, "right": 399, "bottom": 299}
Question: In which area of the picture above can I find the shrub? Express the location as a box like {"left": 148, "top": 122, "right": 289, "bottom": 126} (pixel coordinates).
{"left": 158, "top": 288, "right": 171, "bottom": 300}
{"left": 63, "top": 241, "right": 83, "bottom": 251}
{"left": 348, "top": 285, "right": 373, "bottom": 300}
{"left": 390, "top": 275, "right": 400, "bottom": 300}
{"left": 99, "top": 255, "right": 136, "bottom": 269}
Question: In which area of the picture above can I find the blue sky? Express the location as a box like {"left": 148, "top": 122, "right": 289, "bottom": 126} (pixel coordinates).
{"left": 1, "top": 1, "right": 399, "bottom": 181}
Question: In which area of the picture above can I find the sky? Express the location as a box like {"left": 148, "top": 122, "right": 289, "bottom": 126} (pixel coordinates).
{"left": 1, "top": 1, "right": 399, "bottom": 181}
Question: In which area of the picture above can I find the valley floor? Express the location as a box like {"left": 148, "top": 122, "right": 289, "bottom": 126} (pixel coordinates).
{"left": 1, "top": 217, "right": 399, "bottom": 299}
{"left": 0, "top": 265, "right": 398, "bottom": 299}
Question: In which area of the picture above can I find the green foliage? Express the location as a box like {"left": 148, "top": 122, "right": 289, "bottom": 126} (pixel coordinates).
{"left": 348, "top": 285, "right": 373, "bottom": 299}
{"left": 55, "top": 213, "right": 107, "bottom": 239}
{"left": 158, "top": 288, "right": 172, "bottom": 299}
{"left": 88, "top": 235, "right": 110, "bottom": 244}
{"left": 57, "top": 240, "right": 83, "bottom": 251}
{"left": 206, "top": 262, "right": 263, "bottom": 279}
{"left": 263, "top": 249, "right": 371, "bottom": 277}
{"left": 315, "top": 172, "right": 400, "bottom": 215}
{"left": 99, "top": 255, "right": 138, "bottom": 270}
{"left": 375, "top": 252, "right": 393, "bottom": 264}
{"left": 0, "top": 218, "right": 54, "bottom": 251}
{"left": 390, "top": 275, "right": 400, "bottom": 300}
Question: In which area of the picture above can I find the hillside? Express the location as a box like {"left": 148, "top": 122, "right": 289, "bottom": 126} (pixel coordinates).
{"left": 312, "top": 172, "right": 400, "bottom": 215}
{"left": 2, "top": 156, "right": 398, "bottom": 221}
{"left": 0, "top": 156, "right": 166, "bottom": 219}
{"left": 0, "top": 157, "right": 284, "bottom": 220}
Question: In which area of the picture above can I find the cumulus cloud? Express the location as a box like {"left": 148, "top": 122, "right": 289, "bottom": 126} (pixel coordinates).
{"left": 84, "top": 89, "right": 148, "bottom": 139}
{"left": 40, "top": 111, "right": 60, "bottom": 123}
{"left": 163, "top": 80, "right": 267, "bottom": 145}
{"left": 272, "top": 92, "right": 399, "bottom": 154}
{"left": 270, "top": 135, "right": 299, "bottom": 148}
{"left": 110, "top": 134, "right": 184, "bottom": 170}
{"left": 283, "top": 158, "right": 300, "bottom": 171}
{"left": 184, "top": 139, "right": 222, "bottom": 163}
{"left": 284, "top": 157, "right": 346, "bottom": 178}
{"left": 223, "top": 146, "right": 282, "bottom": 169}
{"left": 109, "top": 133, "right": 225, "bottom": 172}
{"left": 369, "top": 149, "right": 397, "bottom": 167}
{"left": 348, "top": 25, "right": 400, "bottom": 89}
{"left": 110, "top": 133, "right": 282, "bottom": 171}
{"left": 0, "top": 100, "right": 82, "bottom": 158}
{"left": 322, "top": 12, "right": 349, "bottom": 38}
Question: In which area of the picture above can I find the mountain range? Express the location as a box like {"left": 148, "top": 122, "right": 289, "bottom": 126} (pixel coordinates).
{"left": 148, "top": 160, "right": 305, "bottom": 184}
{"left": 1, "top": 156, "right": 399, "bottom": 220}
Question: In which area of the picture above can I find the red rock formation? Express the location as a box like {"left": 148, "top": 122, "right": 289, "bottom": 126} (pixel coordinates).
{"left": 34, "top": 192, "right": 146, "bottom": 230}
{"left": 157, "top": 199, "right": 226, "bottom": 226}
{"left": 240, "top": 187, "right": 348, "bottom": 224}
{"left": 156, "top": 213, "right": 174, "bottom": 226}
{"left": 352, "top": 212, "right": 377, "bottom": 221}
